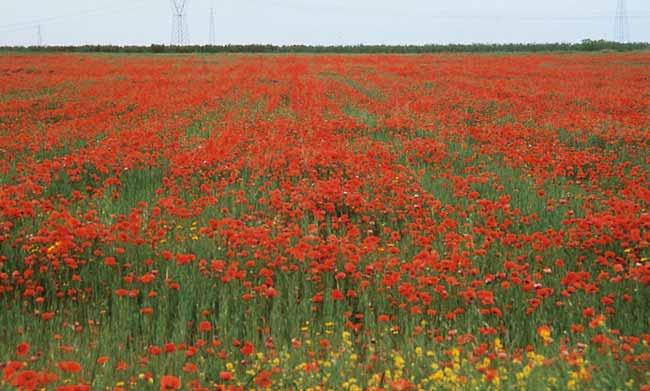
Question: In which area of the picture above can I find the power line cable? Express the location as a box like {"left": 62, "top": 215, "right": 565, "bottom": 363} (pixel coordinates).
{"left": 245, "top": 0, "right": 650, "bottom": 22}
{"left": 0, "top": 0, "right": 152, "bottom": 34}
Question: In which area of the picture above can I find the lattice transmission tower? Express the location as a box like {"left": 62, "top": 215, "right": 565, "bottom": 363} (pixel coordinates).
{"left": 171, "top": 0, "right": 189, "bottom": 45}
{"left": 614, "top": 0, "right": 630, "bottom": 43}
{"left": 36, "top": 24, "right": 43, "bottom": 47}
{"left": 209, "top": 6, "right": 216, "bottom": 45}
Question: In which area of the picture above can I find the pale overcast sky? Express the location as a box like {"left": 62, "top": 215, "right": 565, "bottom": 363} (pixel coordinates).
{"left": 1, "top": 0, "right": 649, "bottom": 46}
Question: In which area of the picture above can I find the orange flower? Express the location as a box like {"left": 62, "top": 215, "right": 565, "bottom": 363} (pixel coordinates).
{"left": 589, "top": 314, "right": 605, "bottom": 328}
{"left": 537, "top": 325, "right": 553, "bottom": 344}
{"left": 391, "top": 379, "right": 414, "bottom": 391}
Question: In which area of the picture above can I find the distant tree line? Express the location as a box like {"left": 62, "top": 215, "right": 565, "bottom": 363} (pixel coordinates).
{"left": 1, "top": 40, "right": 648, "bottom": 54}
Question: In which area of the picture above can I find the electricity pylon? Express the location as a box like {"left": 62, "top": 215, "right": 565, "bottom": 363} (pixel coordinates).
{"left": 36, "top": 24, "right": 43, "bottom": 46}
{"left": 614, "top": 0, "right": 630, "bottom": 43}
{"left": 209, "top": 6, "right": 216, "bottom": 45}
{"left": 171, "top": 0, "right": 189, "bottom": 45}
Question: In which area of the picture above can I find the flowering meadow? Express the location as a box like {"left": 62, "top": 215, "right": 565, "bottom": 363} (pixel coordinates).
{"left": 0, "top": 52, "right": 649, "bottom": 390}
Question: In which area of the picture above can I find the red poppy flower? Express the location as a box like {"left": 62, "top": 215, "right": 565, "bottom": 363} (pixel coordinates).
{"left": 219, "top": 371, "right": 233, "bottom": 381}
{"left": 16, "top": 342, "right": 30, "bottom": 356}
{"left": 254, "top": 370, "right": 273, "bottom": 388}
{"left": 160, "top": 375, "right": 181, "bottom": 390}
{"left": 58, "top": 361, "right": 82, "bottom": 373}
{"left": 198, "top": 321, "right": 212, "bottom": 332}
{"left": 240, "top": 341, "right": 254, "bottom": 356}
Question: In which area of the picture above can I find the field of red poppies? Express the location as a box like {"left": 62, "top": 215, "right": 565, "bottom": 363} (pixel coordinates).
{"left": 0, "top": 52, "right": 649, "bottom": 390}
